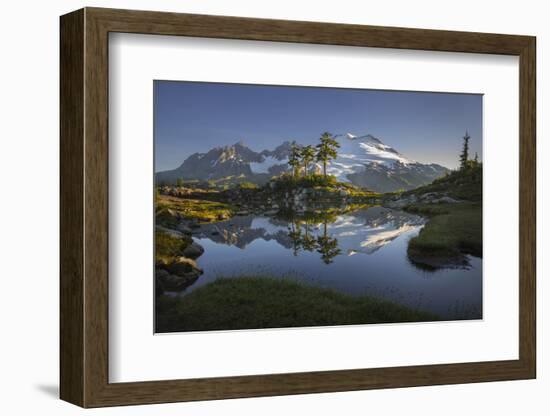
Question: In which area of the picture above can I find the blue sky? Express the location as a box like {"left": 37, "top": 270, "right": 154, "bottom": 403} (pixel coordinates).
{"left": 154, "top": 80, "right": 482, "bottom": 171}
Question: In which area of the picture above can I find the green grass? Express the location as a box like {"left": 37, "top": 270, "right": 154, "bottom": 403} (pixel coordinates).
{"left": 237, "top": 181, "right": 259, "bottom": 190}
{"left": 406, "top": 202, "right": 482, "bottom": 268}
{"left": 271, "top": 174, "right": 338, "bottom": 189}
{"left": 155, "top": 276, "right": 439, "bottom": 332}
{"left": 404, "top": 165, "right": 482, "bottom": 202}
{"left": 157, "top": 195, "right": 235, "bottom": 223}
{"left": 386, "top": 165, "right": 483, "bottom": 268}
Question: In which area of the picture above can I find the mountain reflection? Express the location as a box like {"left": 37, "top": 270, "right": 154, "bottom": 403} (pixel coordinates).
{"left": 194, "top": 206, "right": 425, "bottom": 264}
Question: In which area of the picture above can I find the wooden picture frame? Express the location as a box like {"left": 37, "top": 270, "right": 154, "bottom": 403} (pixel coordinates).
{"left": 60, "top": 7, "right": 536, "bottom": 408}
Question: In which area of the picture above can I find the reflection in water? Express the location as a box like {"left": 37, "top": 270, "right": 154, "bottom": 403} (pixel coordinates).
{"left": 177, "top": 207, "right": 481, "bottom": 319}
{"left": 195, "top": 207, "right": 425, "bottom": 261}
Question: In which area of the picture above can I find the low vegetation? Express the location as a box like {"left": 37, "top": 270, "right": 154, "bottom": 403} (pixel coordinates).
{"left": 155, "top": 276, "right": 439, "bottom": 332}
{"left": 155, "top": 229, "right": 191, "bottom": 264}
{"left": 406, "top": 203, "right": 482, "bottom": 269}
{"left": 156, "top": 194, "right": 235, "bottom": 224}
{"left": 270, "top": 173, "right": 377, "bottom": 197}
{"left": 403, "top": 164, "right": 482, "bottom": 202}
{"left": 399, "top": 164, "right": 483, "bottom": 269}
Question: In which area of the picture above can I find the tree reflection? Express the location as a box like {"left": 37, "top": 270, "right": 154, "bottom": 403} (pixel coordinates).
{"left": 316, "top": 221, "right": 341, "bottom": 264}
{"left": 287, "top": 220, "right": 302, "bottom": 256}
{"left": 286, "top": 215, "right": 341, "bottom": 264}
{"left": 301, "top": 221, "right": 318, "bottom": 252}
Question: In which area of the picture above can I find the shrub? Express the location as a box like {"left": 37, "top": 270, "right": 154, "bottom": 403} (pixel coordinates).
{"left": 238, "top": 181, "right": 259, "bottom": 190}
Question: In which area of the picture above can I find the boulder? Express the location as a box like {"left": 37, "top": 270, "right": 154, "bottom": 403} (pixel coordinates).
{"left": 156, "top": 270, "right": 201, "bottom": 291}
{"left": 419, "top": 192, "right": 438, "bottom": 201}
{"left": 166, "top": 208, "right": 180, "bottom": 218}
{"left": 176, "top": 223, "right": 193, "bottom": 235}
{"left": 156, "top": 225, "right": 186, "bottom": 239}
{"left": 157, "top": 257, "right": 203, "bottom": 290}
{"left": 163, "top": 257, "right": 200, "bottom": 275}
{"left": 183, "top": 242, "right": 205, "bottom": 259}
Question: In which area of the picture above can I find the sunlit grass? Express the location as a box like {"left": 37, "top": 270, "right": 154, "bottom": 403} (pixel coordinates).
{"left": 156, "top": 195, "right": 235, "bottom": 224}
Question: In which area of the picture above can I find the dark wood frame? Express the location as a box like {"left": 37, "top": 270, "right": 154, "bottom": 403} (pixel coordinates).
{"left": 60, "top": 7, "right": 536, "bottom": 408}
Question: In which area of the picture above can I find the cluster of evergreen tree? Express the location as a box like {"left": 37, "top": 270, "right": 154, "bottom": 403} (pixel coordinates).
{"left": 288, "top": 132, "right": 341, "bottom": 178}
{"left": 459, "top": 130, "right": 481, "bottom": 170}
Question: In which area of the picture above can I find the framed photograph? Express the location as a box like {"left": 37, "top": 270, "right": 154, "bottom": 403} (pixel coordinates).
{"left": 60, "top": 7, "right": 536, "bottom": 407}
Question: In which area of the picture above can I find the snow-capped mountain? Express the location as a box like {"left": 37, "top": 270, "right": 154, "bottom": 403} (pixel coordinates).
{"left": 155, "top": 141, "right": 292, "bottom": 184}
{"left": 326, "top": 133, "right": 449, "bottom": 192}
{"left": 194, "top": 206, "right": 425, "bottom": 255}
{"left": 155, "top": 134, "right": 449, "bottom": 192}
{"left": 330, "top": 133, "right": 413, "bottom": 174}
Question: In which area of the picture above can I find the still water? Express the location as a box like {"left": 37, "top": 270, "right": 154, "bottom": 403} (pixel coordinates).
{"left": 177, "top": 207, "right": 482, "bottom": 320}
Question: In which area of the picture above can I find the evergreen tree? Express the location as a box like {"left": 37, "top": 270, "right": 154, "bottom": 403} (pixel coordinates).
{"left": 316, "top": 132, "right": 340, "bottom": 177}
{"left": 459, "top": 131, "right": 470, "bottom": 170}
{"left": 474, "top": 152, "right": 479, "bottom": 165}
{"left": 288, "top": 141, "right": 302, "bottom": 178}
{"left": 301, "top": 145, "right": 316, "bottom": 177}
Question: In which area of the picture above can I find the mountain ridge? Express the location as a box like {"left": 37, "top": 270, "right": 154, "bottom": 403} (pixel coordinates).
{"left": 155, "top": 134, "right": 450, "bottom": 192}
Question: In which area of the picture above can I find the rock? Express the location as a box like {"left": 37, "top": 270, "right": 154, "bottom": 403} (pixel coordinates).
{"left": 217, "top": 213, "right": 228, "bottom": 220}
{"left": 156, "top": 208, "right": 179, "bottom": 226}
{"left": 157, "top": 270, "right": 201, "bottom": 291}
{"left": 188, "top": 219, "right": 201, "bottom": 229}
{"left": 211, "top": 230, "right": 220, "bottom": 236}
{"left": 419, "top": 192, "right": 438, "bottom": 201}
{"left": 166, "top": 208, "right": 180, "bottom": 218}
{"left": 156, "top": 268, "right": 170, "bottom": 279}
{"left": 183, "top": 242, "right": 205, "bottom": 259}
{"left": 176, "top": 223, "right": 193, "bottom": 235}
{"left": 156, "top": 225, "right": 186, "bottom": 239}
{"left": 236, "top": 210, "right": 249, "bottom": 216}
{"left": 434, "top": 196, "right": 460, "bottom": 204}
{"left": 164, "top": 256, "right": 201, "bottom": 276}
{"left": 157, "top": 257, "right": 204, "bottom": 290}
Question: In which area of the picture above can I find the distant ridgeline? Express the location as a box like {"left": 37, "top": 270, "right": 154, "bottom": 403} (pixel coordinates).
{"left": 155, "top": 134, "right": 449, "bottom": 193}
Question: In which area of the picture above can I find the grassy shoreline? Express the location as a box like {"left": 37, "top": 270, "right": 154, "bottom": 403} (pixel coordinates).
{"left": 405, "top": 202, "right": 482, "bottom": 269}
{"left": 390, "top": 165, "right": 483, "bottom": 270}
{"left": 156, "top": 276, "right": 439, "bottom": 332}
